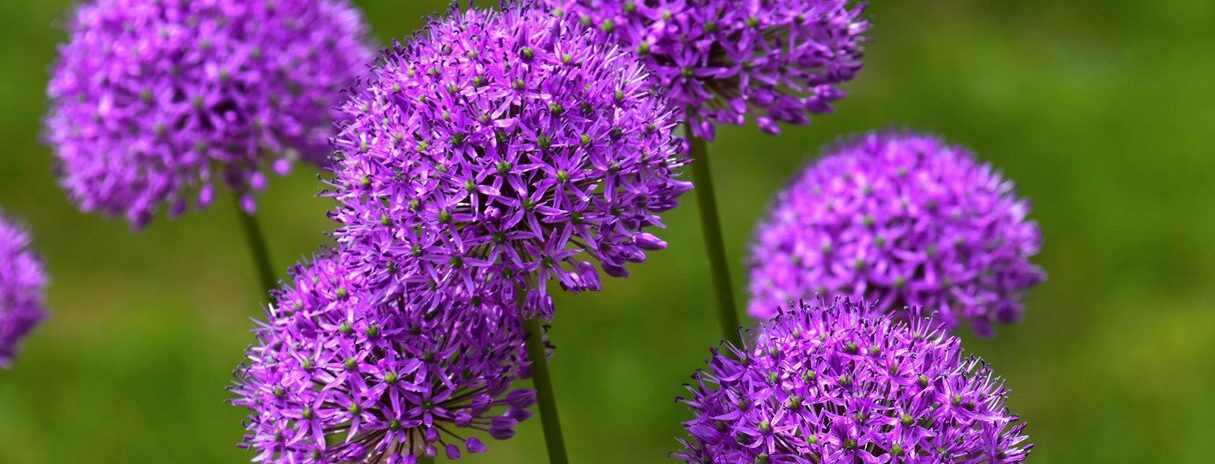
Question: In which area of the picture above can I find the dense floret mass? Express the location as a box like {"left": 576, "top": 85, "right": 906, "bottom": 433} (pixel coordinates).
{"left": 46, "top": 0, "right": 373, "bottom": 226}
{"left": 677, "top": 298, "right": 1031, "bottom": 463}
{"left": 749, "top": 132, "right": 1043, "bottom": 336}
{"left": 0, "top": 211, "right": 47, "bottom": 367}
{"left": 544, "top": 0, "right": 869, "bottom": 139}
{"left": 330, "top": 6, "right": 690, "bottom": 319}
{"left": 232, "top": 251, "right": 534, "bottom": 462}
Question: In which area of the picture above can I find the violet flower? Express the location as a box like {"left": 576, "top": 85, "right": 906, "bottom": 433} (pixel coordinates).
{"left": 749, "top": 132, "right": 1044, "bottom": 336}
{"left": 543, "top": 0, "right": 869, "bottom": 139}
{"left": 677, "top": 297, "right": 1032, "bottom": 463}
{"left": 45, "top": 0, "right": 373, "bottom": 227}
{"left": 0, "top": 210, "right": 47, "bottom": 367}
{"left": 232, "top": 250, "right": 534, "bottom": 462}
{"left": 329, "top": 5, "right": 690, "bottom": 319}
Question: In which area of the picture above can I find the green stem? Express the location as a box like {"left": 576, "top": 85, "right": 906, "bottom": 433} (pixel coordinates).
{"left": 523, "top": 317, "right": 569, "bottom": 464}
{"left": 233, "top": 195, "right": 276, "bottom": 296}
{"left": 418, "top": 457, "right": 434, "bottom": 464}
{"left": 688, "top": 131, "right": 743, "bottom": 347}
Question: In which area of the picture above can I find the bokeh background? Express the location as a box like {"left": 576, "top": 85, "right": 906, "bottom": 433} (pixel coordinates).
{"left": 2, "top": 0, "right": 1213, "bottom": 462}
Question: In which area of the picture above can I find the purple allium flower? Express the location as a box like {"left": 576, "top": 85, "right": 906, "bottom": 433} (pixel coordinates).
{"left": 748, "top": 132, "right": 1044, "bottom": 336}
{"left": 676, "top": 298, "right": 1031, "bottom": 463}
{"left": 46, "top": 0, "right": 373, "bottom": 227}
{"left": 329, "top": 5, "right": 690, "bottom": 319}
{"left": 542, "top": 0, "right": 869, "bottom": 139}
{"left": 232, "top": 251, "right": 535, "bottom": 462}
{"left": 0, "top": 211, "right": 47, "bottom": 368}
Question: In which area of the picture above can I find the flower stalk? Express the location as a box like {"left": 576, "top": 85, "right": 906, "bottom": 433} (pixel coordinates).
{"left": 524, "top": 317, "right": 569, "bottom": 464}
{"left": 233, "top": 195, "right": 276, "bottom": 296}
{"left": 687, "top": 130, "right": 743, "bottom": 347}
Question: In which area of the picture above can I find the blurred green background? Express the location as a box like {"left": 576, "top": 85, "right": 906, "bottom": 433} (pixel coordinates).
{"left": 2, "top": 0, "right": 1213, "bottom": 462}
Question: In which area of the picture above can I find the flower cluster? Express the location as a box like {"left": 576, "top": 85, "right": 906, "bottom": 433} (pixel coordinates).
{"left": 329, "top": 6, "right": 690, "bottom": 319}
{"left": 46, "top": 0, "right": 373, "bottom": 227}
{"left": 748, "top": 132, "right": 1044, "bottom": 336}
{"left": 232, "top": 251, "right": 535, "bottom": 462}
{"left": 0, "top": 211, "right": 47, "bottom": 367}
{"left": 543, "top": 0, "right": 869, "bottom": 139}
{"left": 677, "top": 298, "right": 1031, "bottom": 463}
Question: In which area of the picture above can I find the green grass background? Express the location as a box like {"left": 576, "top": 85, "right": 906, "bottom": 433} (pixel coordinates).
{"left": 2, "top": 0, "right": 1213, "bottom": 462}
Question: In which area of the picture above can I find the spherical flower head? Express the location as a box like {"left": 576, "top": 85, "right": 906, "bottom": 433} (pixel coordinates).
{"left": 543, "top": 0, "right": 869, "bottom": 139}
{"left": 676, "top": 298, "right": 1031, "bottom": 463}
{"left": 748, "top": 132, "right": 1044, "bottom": 336}
{"left": 46, "top": 0, "right": 374, "bottom": 227}
{"left": 0, "top": 211, "right": 47, "bottom": 368}
{"left": 330, "top": 5, "right": 690, "bottom": 320}
{"left": 232, "top": 251, "right": 535, "bottom": 462}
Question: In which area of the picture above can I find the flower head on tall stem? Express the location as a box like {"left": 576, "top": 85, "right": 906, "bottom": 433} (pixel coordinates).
{"left": 542, "top": 0, "right": 869, "bottom": 139}
{"left": 749, "top": 132, "right": 1044, "bottom": 336}
{"left": 232, "top": 250, "right": 534, "bottom": 463}
{"left": 329, "top": 5, "right": 690, "bottom": 320}
{"left": 46, "top": 0, "right": 373, "bottom": 227}
{"left": 676, "top": 297, "right": 1032, "bottom": 463}
{"left": 0, "top": 210, "right": 47, "bottom": 367}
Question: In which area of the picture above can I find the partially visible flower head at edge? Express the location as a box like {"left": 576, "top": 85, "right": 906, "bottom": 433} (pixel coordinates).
{"left": 543, "top": 0, "right": 869, "bottom": 139}
{"left": 233, "top": 250, "right": 535, "bottom": 463}
{"left": 0, "top": 210, "right": 48, "bottom": 368}
{"left": 45, "top": 0, "right": 374, "bottom": 227}
{"left": 677, "top": 297, "right": 1031, "bottom": 463}
{"left": 749, "top": 131, "right": 1044, "bottom": 336}
{"left": 329, "top": 4, "right": 690, "bottom": 320}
